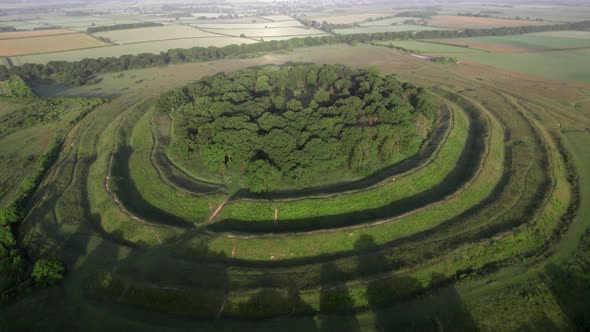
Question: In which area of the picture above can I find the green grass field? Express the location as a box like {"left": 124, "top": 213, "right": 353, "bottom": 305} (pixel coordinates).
{"left": 458, "top": 50, "right": 590, "bottom": 84}
{"left": 452, "top": 34, "right": 590, "bottom": 51}
{"left": 1, "top": 41, "right": 588, "bottom": 331}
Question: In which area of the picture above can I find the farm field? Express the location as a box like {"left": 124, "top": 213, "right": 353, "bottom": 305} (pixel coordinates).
{"left": 308, "top": 13, "right": 394, "bottom": 24}
{"left": 94, "top": 26, "right": 217, "bottom": 44}
{"left": 0, "top": 28, "right": 76, "bottom": 39}
{"left": 9, "top": 37, "right": 258, "bottom": 65}
{"left": 457, "top": 51, "right": 590, "bottom": 85}
{"left": 359, "top": 17, "right": 422, "bottom": 26}
{"left": 200, "top": 26, "right": 324, "bottom": 37}
{"left": 413, "top": 32, "right": 590, "bottom": 84}
{"left": 426, "top": 15, "right": 555, "bottom": 29}
{"left": 194, "top": 20, "right": 304, "bottom": 29}
{"left": 260, "top": 15, "right": 295, "bottom": 22}
{"left": 334, "top": 24, "right": 451, "bottom": 34}
{"left": 1, "top": 0, "right": 590, "bottom": 329}
{"left": 0, "top": 32, "right": 108, "bottom": 56}
{"left": 378, "top": 40, "right": 483, "bottom": 53}
{"left": 434, "top": 34, "right": 590, "bottom": 52}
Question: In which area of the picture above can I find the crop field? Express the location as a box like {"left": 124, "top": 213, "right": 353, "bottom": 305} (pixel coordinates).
{"left": 94, "top": 26, "right": 217, "bottom": 44}
{"left": 378, "top": 40, "right": 483, "bottom": 53}
{"left": 200, "top": 26, "right": 325, "bottom": 38}
{"left": 529, "top": 30, "right": 590, "bottom": 39}
{"left": 309, "top": 13, "right": 394, "bottom": 24}
{"left": 434, "top": 34, "right": 590, "bottom": 53}
{"left": 415, "top": 32, "right": 590, "bottom": 84}
{"left": 457, "top": 51, "right": 590, "bottom": 85}
{"left": 426, "top": 15, "right": 555, "bottom": 29}
{"left": 194, "top": 20, "right": 304, "bottom": 29}
{"left": 0, "top": 33, "right": 108, "bottom": 56}
{"left": 334, "top": 24, "right": 451, "bottom": 34}
{"left": 9, "top": 37, "right": 258, "bottom": 65}
{"left": 359, "top": 17, "right": 422, "bottom": 26}
{"left": 0, "top": 28, "right": 76, "bottom": 39}
{"left": 260, "top": 15, "right": 295, "bottom": 22}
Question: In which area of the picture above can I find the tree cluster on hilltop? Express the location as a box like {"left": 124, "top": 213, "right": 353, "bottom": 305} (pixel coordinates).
{"left": 157, "top": 64, "right": 435, "bottom": 192}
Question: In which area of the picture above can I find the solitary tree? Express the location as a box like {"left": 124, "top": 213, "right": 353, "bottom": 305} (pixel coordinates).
{"left": 32, "top": 259, "right": 64, "bottom": 287}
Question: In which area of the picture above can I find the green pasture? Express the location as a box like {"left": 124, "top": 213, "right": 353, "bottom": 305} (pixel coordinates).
{"left": 458, "top": 50, "right": 590, "bottom": 84}
{"left": 455, "top": 34, "right": 590, "bottom": 51}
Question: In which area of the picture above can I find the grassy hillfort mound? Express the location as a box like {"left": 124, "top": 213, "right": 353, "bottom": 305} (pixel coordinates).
{"left": 0, "top": 0, "right": 589, "bottom": 329}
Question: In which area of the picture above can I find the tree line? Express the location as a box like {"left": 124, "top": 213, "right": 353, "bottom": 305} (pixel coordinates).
{"left": 0, "top": 20, "right": 588, "bottom": 87}
{"left": 157, "top": 64, "right": 435, "bottom": 192}
{"left": 86, "top": 22, "right": 164, "bottom": 34}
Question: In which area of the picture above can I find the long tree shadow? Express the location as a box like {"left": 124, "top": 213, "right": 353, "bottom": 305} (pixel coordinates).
{"left": 318, "top": 262, "right": 360, "bottom": 332}
{"left": 355, "top": 234, "right": 477, "bottom": 331}
{"left": 544, "top": 260, "right": 590, "bottom": 330}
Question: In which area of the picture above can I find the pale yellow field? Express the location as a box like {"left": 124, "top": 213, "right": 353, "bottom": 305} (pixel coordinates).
{"left": 94, "top": 25, "right": 217, "bottom": 44}
{"left": 310, "top": 14, "right": 388, "bottom": 24}
{"left": 201, "top": 27, "right": 325, "bottom": 38}
{"left": 0, "top": 33, "right": 108, "bottom": 56}
{"left": 260, "top": 15, "right": 296, "bottom": 22}
{"left": 0, "top": 28, "right": 75, "bottom": 39}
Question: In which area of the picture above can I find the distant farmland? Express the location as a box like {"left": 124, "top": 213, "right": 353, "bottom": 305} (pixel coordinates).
{"left": 334, "top": 24, "right": 451, "bottom": 34}
{"left": 201, "top": 26, "right": 324, "bottom": 38}
{"left": 0, "top": 33, "right": 108, "bottom": 56}
{"left": 94, "top": 26, "right": 217, "bottom": 44}
{"left": 427, "top": 15, "right": 555, "bottom": 29}
{"left": 379, "top": 40, "right": 483, "bottom": 53}
{"left": 0, "top": 29, "right": 76, "bottom": 39}
{"left": 432, "top": 34, "right": 590, "bottom": 52}
{"left": 310, "top": 13, "right": 393, "bottom": 24}
{"left": 9, "top": 37, "right": 258, "bottom": 65}
{"left": 194, "top": 21, "right": 304, "bottom": 29}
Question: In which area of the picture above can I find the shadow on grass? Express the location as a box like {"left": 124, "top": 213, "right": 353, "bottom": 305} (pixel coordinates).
{"left": 110, "top": 146, "right": 191, "bottom": 228}
{"left": 356, "top": 234, "right": 478, "bottom": 331}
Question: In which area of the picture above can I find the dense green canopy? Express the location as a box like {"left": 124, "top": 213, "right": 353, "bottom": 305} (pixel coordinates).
{"left": 157, "top": 64, "right": 435, "bottom": 192}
